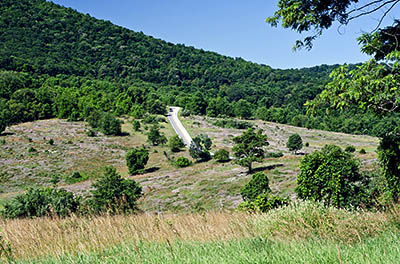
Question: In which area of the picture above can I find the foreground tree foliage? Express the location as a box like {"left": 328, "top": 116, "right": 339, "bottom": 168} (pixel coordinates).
{"left": 126, "top": 147, "right": 149, "bottom": 175}
{"left": 269, "top": 0, "right": 400, "bottom": 202}
{"left": 296, "top": 145, "right": 366, "bottom": 208}
{"left": 89, "top": 167, "right": 142, "bottom": 214}
{"left": 1, "top": 187, "right": 80, "bottom": 218}
{"left": 378, "top": 131, "right": 400, "bottom": 202}
{"left": 232, "top": 128, "right": 269, "bottom": 172}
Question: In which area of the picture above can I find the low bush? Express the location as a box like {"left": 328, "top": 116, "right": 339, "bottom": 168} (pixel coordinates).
{"left": 359, "top": 148, "right": 367, "bottom": 154}
{"left": 238, "top": 194, "right": 289, "bottom": 213}
{"left": 240, "top": 172, "right": 271, "bottom": 201}
{"left": 175, "top": 156, "right": 192, "bottom": 168}
{"left": 345, "top": 145, "right": 356, "bottom": 153}
{"left": 1, "top": 187, "right": 81, "bottom": 218}
{"left": 213, "top": 149, "right": 230, "bottom": 162}
{"left": 265, "top": 151, "right": 284, "bottom": 158}
{"left": 213, "top": 119, "right": 253, "bottom": 129}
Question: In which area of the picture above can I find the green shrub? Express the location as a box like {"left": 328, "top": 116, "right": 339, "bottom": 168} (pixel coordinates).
{"left": 48, "top": 139, "right": 54, "bottom": 145}
{"left": 1, "top": 187, "right": 80, "bottom": 218}
{"left": 240, "top": 172, "right": 271, "bottom": 201}
{"left": 286, "top": 133, "right": 303, "bottom": 154}
{"left": 189, "top": 134, "right": 212, "bottom": 162}
{"left": 65, "top": 171, "right": 87, "bottom": 184}
{"left": 305, "top": 142, "right": 310, "bottom": 147}
{"left": 28, "top": 146, "right": 37, "bottom": 153}
{"left": 296, "top": 145, "right": 364, "bottom": 208}
{"left": 345, "top": 145, "right": 356, "bottom": 153}
{"left": 100, "top": 112, "right": 122, "bottom": 136}
{"left": 213, "top": 119, "right": 253, "bottom": 129}
{"left": 213, "top": 149, "right": 230, "bottom": 162}
{"left": 169, "top": 135, "right": 185, "bottom": 152}
{"left": 88, "top": 167, "right": 142, "bottom": 214}
{"left": 378, "top": 132, "right": 400, "bottom": 201}
{"left": 175, "top": 156, "right": 192, "bottom": 168}
{"left": 265, "top": 151, "right": 284, "bottom": 158}
{"left": 147, "top": 124, "right": 167, "bottom": 146}
{"left": 359, "top": 148, "right": 367, "bottom": 154}
{"left": 238, "top": 194, "right": 289, "bottom": 213}
{"left": 126, "top": 147, "right": 149, "bottom": 175}
{"left": 132, "top": 120, "right": 141, "bottom": 131}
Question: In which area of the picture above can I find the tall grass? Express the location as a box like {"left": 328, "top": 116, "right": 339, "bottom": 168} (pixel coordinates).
{"left": 1, "top": 202, "right": 400, "bottom": 263}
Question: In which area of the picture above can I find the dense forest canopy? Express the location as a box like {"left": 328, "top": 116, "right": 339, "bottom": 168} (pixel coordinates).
{"left": 0, "top": 0, "right": 398, "bottom": 136}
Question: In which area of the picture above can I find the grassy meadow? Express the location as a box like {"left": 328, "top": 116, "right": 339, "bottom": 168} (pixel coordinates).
{"left": 0, "top": 114, "right": 379, "bottom": 212}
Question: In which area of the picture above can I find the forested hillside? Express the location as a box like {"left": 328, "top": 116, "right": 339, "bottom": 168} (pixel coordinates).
{"left": 0, "top": 0, "right": 398, "bottom": 135}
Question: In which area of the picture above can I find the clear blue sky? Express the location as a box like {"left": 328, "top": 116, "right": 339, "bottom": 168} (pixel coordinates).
{"left": 51, "top": 0, "right": 398, "bottom": 69}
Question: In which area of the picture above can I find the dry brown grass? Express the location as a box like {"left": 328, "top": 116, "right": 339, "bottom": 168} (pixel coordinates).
{"left": 2, "top": 203, "right": 400, "bottom": 261}
{"left": 1, "top": 211, "right": 255, "bottom": 260}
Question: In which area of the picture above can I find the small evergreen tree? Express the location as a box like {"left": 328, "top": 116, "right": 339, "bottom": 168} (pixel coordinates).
{"left": 240, "top": 172, "right": 271, "bottom": 201}
{"left": 286, "top": 133, "right": 303, "bottom": 154}
{"left": 89, "top": 167, "right": 142, "bottom": 214}
{"left": 147, "top": 124, "right": 167, "bottom": 146}
{"left": 126, "top": 147, "right": 149, "bottom": 175}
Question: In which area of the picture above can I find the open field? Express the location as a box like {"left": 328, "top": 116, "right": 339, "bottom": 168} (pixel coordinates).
{"left": 0, "top": 115, "right": 379, "bottom": 212}
{"left": 1, "top": 202, "right": 399, "bottom": 263}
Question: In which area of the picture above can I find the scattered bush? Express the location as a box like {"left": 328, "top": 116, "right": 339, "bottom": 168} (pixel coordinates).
{"left": 213, "top": 149, "right": 230, "bottom": 162}
{"left": 305, "top": 142, "right": 310, "bottom": 147}
{"left": 100, "top": 112, "right": 122, "bottom": 136}
{"left": 169, "top": 135, "right": 185, "bottom": 152}
{"left": 189, "top": 134, "right": 212, "bottom": 162}
{"left": 175, "top": 156, "right": 192, "bottom": 168}
{"left": 132, "top": 120, "right": 141, "bottom": 131}
{"left": 286, "top": 133, "right": 303, "bottom": 154}
{"left": 28, "top": 146, "right": 37, "bottom": 153}
{"left": 345, "top": 145, "right": 356, "bottom": 153}
{"left": 240, "top": 172, "right": 271, "bottom": 201}
{"left": 359, "top": 148, "right": 367, "bottom": 154}
{"left": 265, "top": 151, "right": 284, "bottom": 158}
{"left": 88, "top": 167, "right": 142, "bottom": 214}
{"left": 296, "top": 145, "right": 364, "bottom": 208}
{"left": 48, "top": 139, "right": 54, "bottom": 145}
{"left": 1, "top": 187, "right": 80, "bottom": 218}
{"left": 238, "top": 194, "right": 289, "bottom": 213}
{"left": 147, "top": 124, "right": 167, "bottom": 146}
{"left": 65, "top": 171, "right": 87, "bottom": 184}
{"left": 126, "top": 147, "right": 149, "bottom": 175}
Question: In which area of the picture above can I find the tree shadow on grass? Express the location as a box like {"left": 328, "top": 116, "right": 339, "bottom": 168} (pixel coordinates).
{"left": 144, "top": 167, "right": 160, "bottom": 174}
{"left": 118, "top": 132, "right": 131, "bottom": 137}
{"left": 251, "top": 164, "right": 284, "bottom": 173}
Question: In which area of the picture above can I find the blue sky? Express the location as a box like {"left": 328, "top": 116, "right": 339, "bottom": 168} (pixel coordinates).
{"left": 51, "top": 0, "right": 398, "bottom": 69}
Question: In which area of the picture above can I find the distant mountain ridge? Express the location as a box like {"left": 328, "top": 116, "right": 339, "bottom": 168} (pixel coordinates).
{"left": 1, "top": 0, "right": 398, "bottom": 136}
